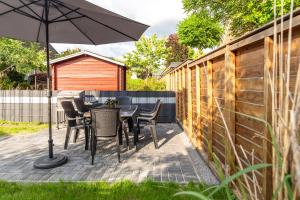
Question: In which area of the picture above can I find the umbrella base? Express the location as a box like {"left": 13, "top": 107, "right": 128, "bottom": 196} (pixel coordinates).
{"left": 34, "top": 154, "right": 68, "bottom": 169}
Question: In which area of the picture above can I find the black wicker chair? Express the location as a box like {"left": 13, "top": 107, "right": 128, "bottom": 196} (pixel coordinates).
{"left": 90, "top": 108, "right": 122, "bottom": 164}
{"left": 74, "top": 98, "right": 90, "bottom": 115}
{"left": 74, "top": 98, "right": 92, "bottom": 124}
{"left": 137, "top": 100, "right": 162, "bottom": 149}
{"left": 61, "top": 101, "right": 90, "bottom": 150}
{"left": 116, "top": 96, "right": 132, "bottom": 105}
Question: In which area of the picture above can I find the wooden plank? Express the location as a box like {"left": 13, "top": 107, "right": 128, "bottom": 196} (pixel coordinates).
{"left": 263, "top": 36, "right": 273, "bottom": 200}
{"left": 195, "top": 65, "right": 201, "bottom": 148}
{"left": 207, "top": 60, "right": 213, "bottom": 161}
{"left": 236, "top": 78, "right": 264, "bottom": 91}
{"left": 236, "top": 90, "right": 264, "bottom": 105}
{"left": 175, "top": 71, "right": 178, "bottom": 118}
{"left": 187, "top": 66, "right": 193, "bottom": 138}
{"left": 224, "top": 46, "right": 236, "bottom": 175}
{"left": 235, "top": 101, "right": 265, "bottom": 119}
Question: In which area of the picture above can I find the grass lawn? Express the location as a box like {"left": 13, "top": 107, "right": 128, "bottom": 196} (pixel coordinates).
{"left": 0, "top": 120, "right": 47, "bottom": 136}
{"left": 0, "top": 180, "right": 227, "bottom": 200}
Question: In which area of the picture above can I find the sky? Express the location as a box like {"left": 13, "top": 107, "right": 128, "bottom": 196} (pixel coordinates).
{"left": 51, "top": 0, "right": 186, "bottom": 59}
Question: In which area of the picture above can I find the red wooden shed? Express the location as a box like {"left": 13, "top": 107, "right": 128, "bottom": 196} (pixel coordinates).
{"left": 51, "top": 51, "right": 126, "bottom": 91}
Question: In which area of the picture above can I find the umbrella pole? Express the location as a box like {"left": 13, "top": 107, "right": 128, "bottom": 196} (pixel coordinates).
{"left": 33, "top": 0, "right": 68, "bottom": 169}
{"left": 45, "top": 6, "right": 53, "bottom": 159}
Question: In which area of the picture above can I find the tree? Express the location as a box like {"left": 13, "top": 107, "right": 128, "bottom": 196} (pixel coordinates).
{"left": 54, "top": 48, "right": 81, "bottom": 59}
{"left": 165, "top": 34, "right": 189, "bottom": 66}
{"left": 181, "top": 0, "right": 300, "bottom": 37}
{"left": 0, "top": 38, "right": 46, "bottom": 89}
{"left": 177, "top": 12, "right": 223, "bottom": 49}
{"left": 123, "top": 35, "right": 168, "bottom": 79}
{"left": 0, "top": 38, "right": 45, "bottom": 74}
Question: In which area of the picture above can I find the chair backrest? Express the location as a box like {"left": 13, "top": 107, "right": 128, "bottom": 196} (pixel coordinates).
{"left": 91, "top": 108, "right": 120, "bottom": 137}
{"left": 152, "top": 99, "right": 161, "bottom": 113}
{"left": 152, "top": 100, "right": 162, "bottom": 121}
{"left": 116, "top": 96, "right": 132, "bottom": 105}
{"left": 61, "top": 101, "right": 78, "bottom": 127}
{"left": 74, "top": 98, "right": 89, "bottom": 114}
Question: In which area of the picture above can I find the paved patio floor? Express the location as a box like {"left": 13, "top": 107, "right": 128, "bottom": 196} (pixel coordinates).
{"left": 0, "top": 123, "right": 218, "bottom": 184}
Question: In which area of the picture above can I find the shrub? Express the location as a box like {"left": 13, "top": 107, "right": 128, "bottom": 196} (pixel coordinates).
{"left": 126, "top": 78, "right": 166, "bottom": 91}
{"left": 0, "top": 70, "right": 30, "bottom": 89}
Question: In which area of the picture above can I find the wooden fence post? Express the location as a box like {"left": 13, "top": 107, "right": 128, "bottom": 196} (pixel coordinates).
{"left": 182, "top": 66, "right": 187, "bottom": 129}
{"left": 187, "top": 66, "right": 193, "bottom": 138}
{"left": 207, "top": 60, "right": 213, "bottom": 161}
{"left": 263, "top": 36, "right": 273, "bottom": 200}
{"left": 179, "top": 69, "right": 182, "bottom": 122}
{"left": 196, "top": 64, "right": 201, "bottom": 149}
{"left": 224, "top": 46, "right": 236, "bottom": 175}
{"left": 175, "top": 71, "right": 178, "bottom": 119}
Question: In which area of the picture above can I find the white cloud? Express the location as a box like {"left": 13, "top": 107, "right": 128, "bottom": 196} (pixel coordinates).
{"left": 51, "top": 0, "right": 186, "bottom": 58}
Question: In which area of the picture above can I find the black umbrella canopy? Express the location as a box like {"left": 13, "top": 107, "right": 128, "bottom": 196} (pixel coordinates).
{"left": 0, "top": 0, "right": 148, "bottom": 169}
{"left": 0, "top": 0, "right": 148, "bottom": 44}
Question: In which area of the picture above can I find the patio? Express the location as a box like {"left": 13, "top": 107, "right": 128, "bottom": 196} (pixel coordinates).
{"left": 0, "top": 123, "right": 218, "bottom": 184}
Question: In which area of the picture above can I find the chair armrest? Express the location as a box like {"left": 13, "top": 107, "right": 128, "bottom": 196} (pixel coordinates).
{"left": 66, "top": 117, "right": 84, "bottom": 121}
{"left": 140, "top": 108, "right": 152, "bottom": 112}
{"left": 139, "top": 112, "right": 154, "bottom": 117}
{"left": 137, "top": 116, "right": 153, "bottom": 122}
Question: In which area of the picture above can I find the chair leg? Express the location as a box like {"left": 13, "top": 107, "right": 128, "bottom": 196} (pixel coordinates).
{"left": 64, "top": 126, "right": 71, "bottom": 149}
{"left": 90, "top": 129, "right": 94, "bottom": 154}
{"left": 133, "top": 124, "right": 138, "bottom": 149}
{"left": 123, "top": 122, "right": 130, "bottom": 150}
{"left": 84, "top": 125, "right": 89, "bottom": 150}
{"left": 128, "top": 117, "right": 133, "bottom": 132}
{"left": 116, "top": 137, "right": 121, "bottom": 163}
{"left": 118, "top": 125, "right": 123, "bottom": 145}
{"left": 137, "top": 119, "right": 140, "bottom": 134}
{"left": 150, "top": 125, "right": 158, "bottom": 149}
{"left": 74, "top": 129, "right": 80, "bottom": 143}
{"left": 91, "top": 135, "right": 96, "bottom": 165}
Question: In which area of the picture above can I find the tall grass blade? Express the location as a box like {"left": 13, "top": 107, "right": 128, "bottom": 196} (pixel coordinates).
{"left": 208, "top": 163, "right": 272, "bottom": 197}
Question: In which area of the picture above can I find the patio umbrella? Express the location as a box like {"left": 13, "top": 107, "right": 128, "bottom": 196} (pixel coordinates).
{"left": 0, "top": 0, "right": 148, "bottom": 169}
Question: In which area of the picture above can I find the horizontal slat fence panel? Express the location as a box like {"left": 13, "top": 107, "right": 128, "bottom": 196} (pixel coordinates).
{"left": 0, "top": 90, "right": 176, "bottom": 124}
{"left": 85, "top": 91, "right": 176, "bottom": 123}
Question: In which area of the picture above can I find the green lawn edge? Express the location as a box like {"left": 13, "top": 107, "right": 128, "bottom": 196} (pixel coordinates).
{"left": 0, "top": 180, "right": 227, "bottom": 200}
{"left": 0, "top": 120, "right": 47, "bottom": 136}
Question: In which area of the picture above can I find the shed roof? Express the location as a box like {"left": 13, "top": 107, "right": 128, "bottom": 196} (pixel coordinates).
{"left": 50, "top": 50, "right": 125, "bottom": 67}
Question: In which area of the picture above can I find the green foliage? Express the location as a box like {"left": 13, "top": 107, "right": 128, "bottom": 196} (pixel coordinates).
{"left": 181, "top": 0, "right": 300, "bottom": 37}
{"left": 0, "top": 70, "right": 30, "bottom": 89}
{"left": 123, "top": 35, "right": 169, "bottom": 79}
{"left": 0, "top": 120, "right": 47, "bottom": 136}
{"left": 54, "top": 48, "right": 81, "bottom": 59}
{"left": 177, "top": 13, "right": 223, "bottom": 49}
{"left": 0, "top": 38, "right": 45, "bottom": 73}
{"left": 0, "top": 38, "right": 46, "bottom": 89}
{"left": 127, "top": 78, "right": 166, "bottom": 91}
{"left": 0, "top": 180, "right": 227, "bottom": 200}
{"left": 165, "top": 34, "right": 190, "bottom": 66}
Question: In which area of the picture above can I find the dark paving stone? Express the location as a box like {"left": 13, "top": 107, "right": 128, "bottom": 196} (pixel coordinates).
{"left": 0, "top": 124, "right": 218, "bottom": 184}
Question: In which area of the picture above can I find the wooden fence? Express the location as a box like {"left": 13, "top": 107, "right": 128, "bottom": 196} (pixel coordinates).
{"left": 163, "top": 10, "right": 300, "bottom": 200}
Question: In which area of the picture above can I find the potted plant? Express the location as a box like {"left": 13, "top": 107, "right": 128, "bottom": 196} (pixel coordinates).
{"left": 104, "top": 99, "right": 118, "bottom": 107}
